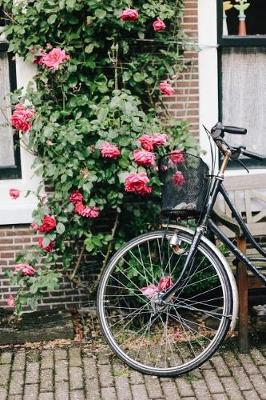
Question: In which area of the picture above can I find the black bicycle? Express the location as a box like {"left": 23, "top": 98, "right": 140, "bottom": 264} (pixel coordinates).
{"left": 97, "top": 122, "right": 266, "bottom": 377}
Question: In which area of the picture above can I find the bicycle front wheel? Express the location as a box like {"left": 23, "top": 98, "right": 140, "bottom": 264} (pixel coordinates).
{"left": 97, "top": 230, "right": 233, "bottom": 377}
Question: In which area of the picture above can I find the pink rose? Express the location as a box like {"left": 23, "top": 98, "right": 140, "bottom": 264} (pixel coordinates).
{"left": 153, "top": 18, "right": 166, "bottom": 32}
{"left": 31, "top": 222, "right": 39, "bottom": 231}
{"left": 133, "top": 150, "right": 155, "bottom": 167}
{"left": 170, "top": 150, "right": 185, "bottom": 164}
{"left": 38, "top": 237, "right": 55, "bottom": 252}
{"left": 158, "top": 276, "right": 174, "bottom": 291}
{"left": 75, "top": 202, "right": 100, "bottom": 218}
{"left": 138, "top": 135, "right": 154, "bottom": 151}
{"left": 140, "top": 284, "right": 159, "bottom": 299}
{"left": 120, "top": 8, "right": 139, "bottom": 22}
{"left": 7, "top": 295, "right": 15, "bottom": 308}
{"left": 15, "top": 263, "right": 36, "bottom": 276}
{"left": 38, "top": 215, "right": 57, "bottom": 233}
{"left": 9, "top": 188, "right": 20, "bottom": 199}
{"left": 172, "top": 171, "right": 185, "bottom": 186}
{"left": 40, "top": 48, "right": 70, "bottom": 70}
{"left": 69, "top": 190, "right": 84, "bottom": 204}
{"left": 99, "top": 142, "right": 120, "bottom": 159}
{"left": 10, "top": 103, "right": 35, "bottom": 133}
{"left": 152, "top": 133, "right": 168, "bottom": 147}
{"left": 159, "top": 81, "right": 175, "bottom": 96}
{"left": 125, "top": 172, "right": 152, "bottom": 196}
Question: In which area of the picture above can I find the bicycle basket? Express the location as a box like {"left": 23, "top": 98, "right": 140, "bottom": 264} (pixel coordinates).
{"left": 159, "top": 152, "right": 210, "bottom": 217}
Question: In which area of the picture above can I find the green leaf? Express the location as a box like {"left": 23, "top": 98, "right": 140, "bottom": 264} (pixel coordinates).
{"left": 47, "top": 14, "right": 57, "bottom": 24}
{"left": 56, "top": 222, "right": 65, "bottom": 234}
{"left": 95, "top": 9, "right": 107, "bottom": 19}
{"left": 85, "top": 43, "right": 95, "bottom": 54}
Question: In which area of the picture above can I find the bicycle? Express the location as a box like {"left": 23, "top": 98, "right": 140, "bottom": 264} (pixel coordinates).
{"left": 96, "top": 122, "right": 266, "bottom": 377}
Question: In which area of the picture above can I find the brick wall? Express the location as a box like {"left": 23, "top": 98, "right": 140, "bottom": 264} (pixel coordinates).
{"left": 166, "top": 0, "right": 199, "bottom": 136}
{"left": 0, "top": 225, "right": 89, "bottom": 310}
{"left": 0, "top": 1, "right": 200, "bottom": 310}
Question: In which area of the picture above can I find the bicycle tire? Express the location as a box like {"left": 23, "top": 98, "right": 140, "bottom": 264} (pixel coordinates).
{"left": 97, "top": 229, "right": 233, "bottom": 377}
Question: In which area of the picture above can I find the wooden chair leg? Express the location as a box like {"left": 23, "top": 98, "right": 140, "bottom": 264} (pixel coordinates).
{"left": 237, "top": 236, "right": 249, "bottom": 353}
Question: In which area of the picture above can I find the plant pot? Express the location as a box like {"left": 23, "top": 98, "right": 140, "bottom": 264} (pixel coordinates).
{"left": 238, "top": 17, "right": 247, "bottom": 36}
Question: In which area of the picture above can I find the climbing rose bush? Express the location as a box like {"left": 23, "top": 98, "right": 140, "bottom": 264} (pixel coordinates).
{"left": 1, "top": 0, "right": 198, "bottom": 313}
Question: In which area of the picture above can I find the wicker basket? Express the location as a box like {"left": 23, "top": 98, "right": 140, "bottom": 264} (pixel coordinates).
{"left": 159, "top": 152, "right": 210, "bottom": 216}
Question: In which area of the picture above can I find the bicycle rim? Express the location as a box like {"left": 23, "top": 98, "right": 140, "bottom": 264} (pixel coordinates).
{"left": 97, "top": 230, "right": 232, "bottom": 377}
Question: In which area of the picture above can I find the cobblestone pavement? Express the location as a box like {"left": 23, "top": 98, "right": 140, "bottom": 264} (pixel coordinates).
{"left": 1, "top": 341, "right": 266, "bottom": 400}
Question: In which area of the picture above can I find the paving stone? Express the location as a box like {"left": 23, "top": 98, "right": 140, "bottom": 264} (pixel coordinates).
{"left": 114, "top": 376, "right": 132, "bottom": 400}
{"left": 191, "top": 379, "right": 212, "bottom": 400}
{"left": 212, "top": 394, "right": 229, "bottom": 400}
{"left": 222, "top": 351, "right": 240, "bottom": 368}
{"left": 70, "top": 390, "right": 86, "bottom": 400}
{"left": 0, "top": 387, "right": 7, "bottom": 400}
{"left": 38, "top": 393, "right": 54, "bottom": 400}
{"left": 40, "top": 369, "right": 54, "bottom": 392}
{"left": 0, "top": 363, "right": 11, "bottom": 388}
{"left": 12, "top": 351, "right": 26, "bottom": 371}
{"left": 97, "top": 353, "right": 110, "bottom": 365}
{"left": 98, "top": 363, "right": 114, "bottom": 388}
{"left": 129, "top": 370, "right": 144, "bottom": 385}
{"left": 144, "top": 375, "right": 163, "bottom": 399}
{"left": 161, "top": 380, "right": 181, "bottom": 399}
{"left": 259, "top": 365, "right": 266, "bottom": 379}
{"left": 9, "top": 370, "right": 24, "bottom": 395}
{"left": 0, "top": 352, "right": 12, "bottom": 364}
{"left": 211, "top": 355, "right": 231, "bottom": 377}
{"left": 26, "top": 351, "right": 40, "bottom": 363}
{"left": 242, "top": 390, "right": 261, "bottom": 400}
{"left": 249, "top": 374, "right": 266, "bottom": 400}
{"left": 238, "top": 353, "right": 260, "bottom": 375}
{"left": 23, "top": 384, "right": 39, "bottom": 400}
{"left": 55, "top": 382, "right": 69, "bottom": 400}
{"left": 230, "top": 366, "right": 253, "bottom": 391}
{"left": 85, "top": 378, "right": 100, "bottom": 400}
{"left": 177, "top": 397, "right": 196, "bottom": 400}
{"left": 69, "top": 348, "right": 82, "bottom": 367}
{"left": 55, "top": 359, "right": 68, "bottom": 382}
{"left": 221, "top": 377, "right": 243, "bottom": 400}
{"left": 250, "top": 348, "right": 266, "bottom": 366}
{"left": 69, "top": 367, "right": 84, "bottom": 390}
{"left": 41, "top": 350, "right": 54, "bottom": 369}
{"left": 83, "top": 356, "right": 98, "bottom": 380}
{"left": 203, "top": 369, "right": 224, "bottom": 394}
{"left": 175, "top": 377, "right": 194, "bottom": 397}
{"left": 54, "top": 349, "right": 67, "bottom": 361}
{"left": 8, "top": 396, "right": 23, "bottom": 400}
{"left": 25, "top": 362, "right": 40, "bottom": 384}
{"left": 131, "top": 384, "right": 148, "bottom": 400}
{"left": 101, "top": 387, "right": 117, "bottom": 400}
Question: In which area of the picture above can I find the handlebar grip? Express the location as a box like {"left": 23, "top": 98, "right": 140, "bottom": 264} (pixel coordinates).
{"left": 241, "top": 149, "right": 265, "bottom": 161}
{"left": 223, "top": 125, "right": 247, "bottom": 135}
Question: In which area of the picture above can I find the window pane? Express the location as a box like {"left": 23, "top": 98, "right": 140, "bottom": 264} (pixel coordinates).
{"left": 223, "top": 0, "right": 266, "bottom": 36}
{"left": 0, "top": 52, "right": 15, "bottom": 167}
{"left": 222, "top": 47, "right": 266, "bottom": 154}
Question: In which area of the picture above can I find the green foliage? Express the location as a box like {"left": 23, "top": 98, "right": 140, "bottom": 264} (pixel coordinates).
{"left": 0, "top": 0, "right": 198, "bottom": 313}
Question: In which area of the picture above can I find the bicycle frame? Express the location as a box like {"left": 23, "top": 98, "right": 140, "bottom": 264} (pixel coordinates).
{"left": 161, "top": 153, "right": 266, "bottom": 302}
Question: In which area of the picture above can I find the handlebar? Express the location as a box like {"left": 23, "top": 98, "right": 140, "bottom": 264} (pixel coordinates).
{"left": 210, "top": 122, "right": 264, "bottom": 161}
{"left": 210, "top": 122, "right": 247, "bottom": 139}
{"left": 239, "top": 148, "right": 265, "bottom": 161}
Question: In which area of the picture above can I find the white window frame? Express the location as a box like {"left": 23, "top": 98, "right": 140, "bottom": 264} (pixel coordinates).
{"left": 0, "top": 57, "right": 41, "bottom": 225}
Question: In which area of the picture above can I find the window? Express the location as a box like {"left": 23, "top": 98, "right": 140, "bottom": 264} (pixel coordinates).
{"left": 217, "top": 0, "right": 266, "bottom": 167}
{"left": 0, "top": 7, "right": 21, "bottom": 179}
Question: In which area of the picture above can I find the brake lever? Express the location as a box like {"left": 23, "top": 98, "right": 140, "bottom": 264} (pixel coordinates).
{"left": 236, "top": 158, "right": 249, "bottom": 173}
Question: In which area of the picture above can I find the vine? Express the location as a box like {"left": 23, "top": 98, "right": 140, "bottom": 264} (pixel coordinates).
{"left": 0, "top": 0, "right": 198, "bottom": 314}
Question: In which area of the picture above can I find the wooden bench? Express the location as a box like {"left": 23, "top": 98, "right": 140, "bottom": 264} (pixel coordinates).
{"left": 214, "top": 173, "right": 266, "bottom": 352}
